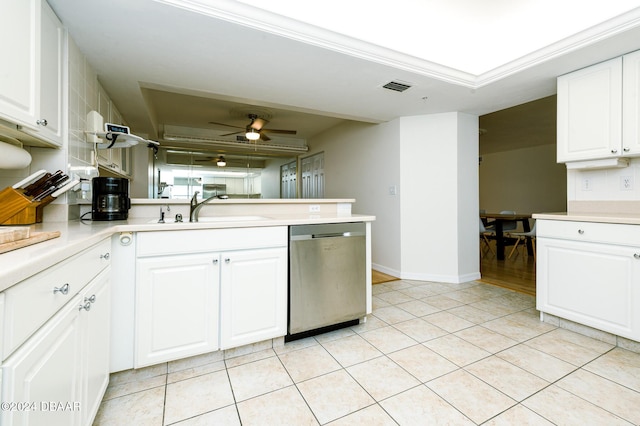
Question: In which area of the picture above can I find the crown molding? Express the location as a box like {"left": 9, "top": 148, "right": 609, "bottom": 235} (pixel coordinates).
{"left": 155, "top": 0, "right": 640, "bottom": 88}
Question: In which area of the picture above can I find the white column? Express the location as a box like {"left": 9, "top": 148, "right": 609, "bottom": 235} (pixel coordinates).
{"left": 399, "top": 112, "right": 480, "bottom": 283}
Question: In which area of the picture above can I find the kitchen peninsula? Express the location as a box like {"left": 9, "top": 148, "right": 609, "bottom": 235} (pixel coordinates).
{"left": 0, "top": 198, "right": 374, "bottom": 426}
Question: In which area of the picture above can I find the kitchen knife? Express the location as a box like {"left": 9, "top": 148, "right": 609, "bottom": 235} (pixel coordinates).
{"left": 23, "top": 172, "right": 52, "bottom": 196}
{"left": 12, "top": 169, "right": 47, "bottom": 189}
{"left": 26, "top": 170, "right": 67, "bottom": 198}
{"left": 50, "top": 179, "right": 79, "bottom": 198}
{"left": 33, "top": 176, "right": 74, "bottom": 202}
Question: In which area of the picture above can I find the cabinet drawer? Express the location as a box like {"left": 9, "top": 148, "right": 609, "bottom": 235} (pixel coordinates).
{"left": 537, "top": 220, "right": 640, "bottom": 247}
{"left": 2, "top": 238, "right": 110, "bottom": 360}
{"left": 137, "top": 226, "right": 287, "bottom": 257}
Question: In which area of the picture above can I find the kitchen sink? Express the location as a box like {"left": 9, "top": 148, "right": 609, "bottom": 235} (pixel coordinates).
{"left": 147, "top": 215, "right": 268, "bottom": 224}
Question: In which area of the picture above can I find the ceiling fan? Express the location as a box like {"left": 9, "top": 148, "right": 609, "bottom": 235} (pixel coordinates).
{"left": 194, "top": 155, "right": 227, "bottom": 166}
{"left": 209, "top": 113, "right": 297, "bottom": 142}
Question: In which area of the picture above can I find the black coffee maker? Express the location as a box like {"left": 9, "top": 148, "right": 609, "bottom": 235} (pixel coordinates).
{"left": 92, "top": 177, "right": 131, "bottom": 220}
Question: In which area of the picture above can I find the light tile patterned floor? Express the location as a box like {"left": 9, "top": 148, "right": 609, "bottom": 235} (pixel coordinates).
{"left": 94, "top": 280, "right": 640, "bottom": 425}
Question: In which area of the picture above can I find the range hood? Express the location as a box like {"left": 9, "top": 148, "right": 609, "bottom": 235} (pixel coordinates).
{"left": 162, "top": 125, "right": 308, "bottom": 154}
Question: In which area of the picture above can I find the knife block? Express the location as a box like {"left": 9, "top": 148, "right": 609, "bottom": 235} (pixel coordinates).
{"left": 0, "top": 187, "right": 53, "bottom": 225}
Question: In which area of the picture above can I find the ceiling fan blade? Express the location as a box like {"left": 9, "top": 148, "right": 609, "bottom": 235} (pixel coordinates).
{"left": 250, "top": 117, "right": 269, "bottom": 131}
{"left": 261, "top": 129, "right": 297, "bottom": 135}
{"left": 260, "top": 132, "right": 271, "bottom": 142}
{"left": 220, "top": 131, "right": 243, "bottom": 137}
{"left": 208, "top": 121, "right": 244, "bottom": 129}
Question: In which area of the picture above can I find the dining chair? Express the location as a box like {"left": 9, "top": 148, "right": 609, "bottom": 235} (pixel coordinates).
{"left": 479, "top": 218, "right": 496, "bottom": 256}
{"left": 499, "top": 210, "right": 518, "bottom": 232}
{"left": 508, "top": 221, "right": 537, "bottom": 261}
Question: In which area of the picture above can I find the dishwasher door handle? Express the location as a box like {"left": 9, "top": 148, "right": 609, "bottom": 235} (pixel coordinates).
{"left": 312, "top": 232, "right": 346, "bottom": 238}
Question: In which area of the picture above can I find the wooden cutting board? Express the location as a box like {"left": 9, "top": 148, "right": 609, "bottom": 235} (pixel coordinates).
{"left": 0, "top": 231, "right": 61, "bottom": 254}
{"left": 0, "top": 227, "right": 31, "bottom": 244}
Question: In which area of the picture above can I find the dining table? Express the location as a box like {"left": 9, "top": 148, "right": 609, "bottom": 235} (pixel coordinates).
{"left": 480, "top": 212, "right": 533, "bottom": 260}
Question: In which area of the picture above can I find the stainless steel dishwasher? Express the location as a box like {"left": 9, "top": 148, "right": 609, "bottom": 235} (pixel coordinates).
{"left": 288, "top": 222, "right": 366, "bottom": 339}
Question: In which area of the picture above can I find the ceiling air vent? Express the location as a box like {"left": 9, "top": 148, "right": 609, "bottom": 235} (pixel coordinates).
{"left": 382, "top": 81, "right": 412, "bottom": 92}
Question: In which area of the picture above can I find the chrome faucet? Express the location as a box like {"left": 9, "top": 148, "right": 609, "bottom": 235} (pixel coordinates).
{"left": 189, "top": 191, "right": 228, "bottom": 222}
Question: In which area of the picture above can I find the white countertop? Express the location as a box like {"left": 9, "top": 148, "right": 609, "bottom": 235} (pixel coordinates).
{"left": 533, "top": 212, "right": 640, "bottom": 225}
{"left": 0, "top": 212, "right": 375, "bottom": 292}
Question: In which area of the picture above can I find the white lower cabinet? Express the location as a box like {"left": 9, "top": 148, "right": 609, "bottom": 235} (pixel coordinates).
{"left": 1, "top": 294, "right": 81, "bottom": 426}
{"left": 537, "top": 220, "right": 640, "bottom": 341}
{"left": 135, "top": 253, "right": 220, "bottom": 368}
{"left": 134, "top": 227, "right": 288, "bottom": 367}
{"left": 80, "top": 270, "right": 111, "bottom": 426}
{"left": 220, "top": 247, "right": 287, "bottom": 349}
{"left": 1, "top": 268, "right": 110, "bottom": 426}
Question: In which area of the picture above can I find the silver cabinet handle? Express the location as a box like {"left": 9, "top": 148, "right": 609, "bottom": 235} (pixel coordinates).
{"left": 634, "top": 253, "right": 640, "bottom": 259}
{"left": 79, "top": 301, "right": 91, "bottom": 311}
{"left": 624, "top": 147, "right": 630, "bottom": 152}
{"left": 36, "top": 119, "right": 48, "bottom": 127}
{"left": 212, "top": 259, "right": 218, "bottom": 265}
{"left": 54, "top": 283, "right": 70, "bottom": 295}
{"left": 100, "top": 252, "right": 110, "bottom": 260}
{"left": 611, "top": 149, "right": 618, "bottom": 154}
{"left": 225, "top": 258, "right": 231, "bottom": 264}
{"left": 85, "top": 295, "right": 96, "bottom": 304}
{"left": 578, "top": 229, "right": 584, "bottom": 234}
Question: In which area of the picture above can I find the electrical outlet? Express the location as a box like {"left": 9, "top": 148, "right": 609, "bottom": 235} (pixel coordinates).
{"left": 582, "top": 178, "right": 592, "bottom": 191}
{"left": 309, "top": 204, "right": 320, "bottom": 213}
{"left": 389, "top": 185, "right": 397, "bottom": 196}
{"left": 621, "top": 175, "right": 634, "bottom": 190}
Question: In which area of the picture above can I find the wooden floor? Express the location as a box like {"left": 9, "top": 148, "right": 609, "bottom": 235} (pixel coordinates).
{"left": 479, "top": 240, "right": 536, "bottom": 296}
{"left": 372, "top": 270, "right": 398, "bottom": 285}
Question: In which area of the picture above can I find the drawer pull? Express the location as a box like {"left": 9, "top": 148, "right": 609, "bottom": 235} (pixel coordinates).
{"left": 578, "top": 229, "right": 584, "bottom": 234}
{"left": 79, "top": 301, "right": 92, "bottom": 311}
{"left": 100, "top": 252, "right": 110, "bottom": 260}
{"left": 212, "top": 259, "right": 218, "bottom": 265}
{"left": 624, "top": 147, "right": 631, "bottom": 152}
{"left": 634, "top": 253, "right": 640, "bottom": 259}
{"left": 611, "top": 149, "right": 618, "bottom": 154}
{"left": 225, "top": 258, "right": 231, "bottom": 264}
{"left": 85, "top": 295, "right": 96, "bottom": 304}
{"left": 53, "top": 283, "right": 70, "bottom": 295}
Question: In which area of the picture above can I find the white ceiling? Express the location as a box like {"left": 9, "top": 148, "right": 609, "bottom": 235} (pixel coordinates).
{"left": 47, "top": 0, "right": 640, "bottom": 154}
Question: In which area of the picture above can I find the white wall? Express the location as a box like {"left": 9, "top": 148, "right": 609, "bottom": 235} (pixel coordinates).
{"left": 399, "top": 113, "right": 480, "bottom": 283}
{"left": 480, "top": 143, "right": 567, "bottom": 219}
{"left": 310, "top": 113, "right": 480, "bottom": 283}
{"left": 261, "top": 157, "right": 292, "bottom": 198}
{"left": 309, "top": 120, "right": 402, "bottom": 275}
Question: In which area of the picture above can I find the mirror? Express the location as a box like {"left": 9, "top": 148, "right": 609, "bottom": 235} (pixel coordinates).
{"left": 151, "top": 148, "right": 297, "bottom": 199}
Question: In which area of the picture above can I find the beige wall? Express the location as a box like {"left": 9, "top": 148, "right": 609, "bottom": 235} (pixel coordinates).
{"left": 479, "top": 143, "right": 567, "bottom": 220}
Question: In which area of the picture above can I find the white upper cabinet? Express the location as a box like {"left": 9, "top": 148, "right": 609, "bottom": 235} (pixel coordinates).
{"left": 623, "top": 50, "right": 640, "bottom": 156}
{"left": 557, "top": 50, "right": 640, "bottom": 163}
{"left": 0, "top": 0, "right": 64, "bottom": 147}
{"left": 0, "top": 0, "right": 39, "bottom": 129}
{"left": 557, "top": 57, "right": 623, "bottom": 162}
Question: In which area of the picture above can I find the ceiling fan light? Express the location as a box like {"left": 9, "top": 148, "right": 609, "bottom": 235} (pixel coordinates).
{"left": 245, "top": 129, "right": 260, "bottom": 140}
{"left": 216, "top": 156, "right": 226, "bottom": 167}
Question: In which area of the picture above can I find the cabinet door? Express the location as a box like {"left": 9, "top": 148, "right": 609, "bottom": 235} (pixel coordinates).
{"left": 0, "top": 0, "right": 39, "bottom": 128}
{"left": 1, "top": 296, "right": 82, "bottom": 426}
{"left": 32, "top": 0, "right": 63, "bottom": 145}
{"left": 537, "top": 237, "right": 640, "bottom": 340}
{"left": 220, "top": 247, "right": 287, "bottom": 349}
{"left": 79, "top": 268, "right": 111, "bottom": 426}
{"left": 623, "top": 50, "right": 640, "bottom": 156}
{"left": 135, "top": 253, "right": 220, "bottom": 367}
{"left": 557, "top": 57, "right": 623, "bottom": 162}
